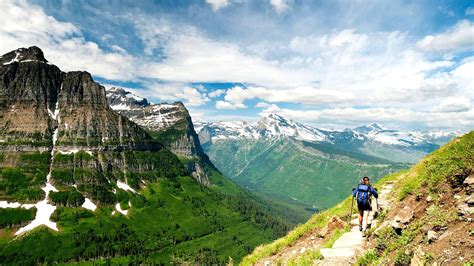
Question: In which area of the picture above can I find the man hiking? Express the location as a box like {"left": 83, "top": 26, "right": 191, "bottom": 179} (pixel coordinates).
{"left": 352, "top": 176, "right": 378, "bottom": 231}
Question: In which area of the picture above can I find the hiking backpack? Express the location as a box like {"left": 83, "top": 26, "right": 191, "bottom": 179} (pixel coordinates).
{"left": 356, "top": 184, "right": 372, "bottom": 205}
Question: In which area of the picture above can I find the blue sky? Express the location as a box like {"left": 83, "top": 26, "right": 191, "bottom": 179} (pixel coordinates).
{"left": 1, "top": 0, "right": 473, "bottom": 130}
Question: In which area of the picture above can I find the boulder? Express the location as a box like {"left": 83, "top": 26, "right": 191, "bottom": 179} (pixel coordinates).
{"left": 391, "top": 221, "right": 406, "bottom": 234}
{"left": 411, "top": 247, "right": 426, "bottom": 266}
{"left": 457, "top": 203, "right": 474, "bottom": 216}
{"left": 464, "top": 173, "right": 474, "bottom": 194}
{"left": 319, "top": 216, "right": 345, "bottom": 238}
{"left": 426, "top": 195, "right": 433, "bottom": 203}
{"left": 394, "top": 206, "right": 415, "bottom": 224}
{"left": 465, "top": 195, "right": 474, "bottom": 207}
{"left": 427, "top": 230, "right": 438, "bottom": 243}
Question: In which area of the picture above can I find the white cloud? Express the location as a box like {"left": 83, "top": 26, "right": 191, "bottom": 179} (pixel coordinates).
{"left": 215, "top": 100, "right": 246, "bottom": 109}
{"left": 433, "top": 96, "right": 472, "bottom": 113}
{"left": 131, "top": 16, "right": 313, "bottom": 87}
{"left": 208, "top": 89, "right": 225, "bottom": 98}
{"left": 223, "top": 85, "right": 354, "bottom": 106}
{"left": 255, "top": 102, "right": 272, "bottom": 108}
{"left": 259, "top": 104, "right": 474, "bottom": 130}
{"left": 416, "top": 20, "right": 474, "bottom": 53}
{"left": 206, "top": 0, "right": 230, "bottom": 11}
{"left": 133, "top": 82, "right": 210, "bottom": 107}
{"left": 0, "top": 0, "right": 139, "bottom": 81}
{"left": 269, "top": 0, "right": 290, "bottom": 13}
{"left": 466, "top": 7, "right": 474, "bottom": 16}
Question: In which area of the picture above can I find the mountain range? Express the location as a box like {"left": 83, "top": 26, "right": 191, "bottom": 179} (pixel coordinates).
{"left": 195, "top": 114, "right": 460, "bottom": 212}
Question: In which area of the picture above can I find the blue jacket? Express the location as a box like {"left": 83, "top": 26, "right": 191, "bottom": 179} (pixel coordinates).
{"left": 352, "top": 184, "right": 378, "bottom": 198}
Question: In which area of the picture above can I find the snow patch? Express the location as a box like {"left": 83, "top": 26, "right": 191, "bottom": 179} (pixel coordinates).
{"left": 0, "top": 201, "right": 21, "bottom": 208}
{"left": 2, "top": 51, "right": 20, "bottom": 65}
{"left": 110, "top": 103, "right": 131, "bottom": 110}
{"left": 15, "top": 197, "right": 58, "bottom": 235}
{"left": 16, "top": 96, "right": 61, "bottom": 235}
{"left": 117, "top": 180, "right": 136, "bottom": 193}
{"left": 115, "top": 203, "right": 128, "bottom": 215}
{"left": 82, "top": 198, "right": 97, "bottom": 211}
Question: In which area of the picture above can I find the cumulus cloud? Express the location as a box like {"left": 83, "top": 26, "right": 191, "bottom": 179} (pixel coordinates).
{"left": 131, "top": 15, "right": 313, "bottom": 87}
{"left": 269, "top": 0, "right": 290, "bottom": 13}
{"left": 206, "top": 0, "right": 230, "bottom": 11}
{"left": 0, "top": 0, "right": 139, "bottom": 81}
{"left": 208, "top": 89, "right": 226, "bottom": 98}
{"left": 222, "top": 85, "right": 354, "bottom": 106}
{"left": 255, "top": 102, "right": 272, "bottom": 108}
{"left": 132, "top": 82, "right": 210, "bottom": 107}
{"left": 433, "top": 96, "right": 472, "bottom": 113}
{"left": 416, "top": 20, "right": 474, "bottom": 53}
{"left": 215, "top": 100, "right": 246, "bottom": 109}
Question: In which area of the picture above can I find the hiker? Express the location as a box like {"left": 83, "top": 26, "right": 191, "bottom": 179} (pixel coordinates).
{"left": 352, "top": 176, "right": 378, "bottom": 231}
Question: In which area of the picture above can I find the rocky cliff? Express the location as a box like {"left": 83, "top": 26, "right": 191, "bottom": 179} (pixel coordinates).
{"left": 106, "top": 88, "right": 214, "bottom": 185}
{"left": 0, "top": 47, "right": 186, "bottom": 207}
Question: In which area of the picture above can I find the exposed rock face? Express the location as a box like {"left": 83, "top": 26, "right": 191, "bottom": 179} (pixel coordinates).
{"left": 106, "top": 88, "right": 214, "bottom": 185}
{"left": 463, "top": 173, "right": 474, "bottom": 194}
{"left": 107, "top": 87, "right": 149, "bottom": 110}
{"left": 0, "top": 46, "right": 48, "bottom": 64}
{"left": 0, "top": 47, "right": 186, "bottom": 204}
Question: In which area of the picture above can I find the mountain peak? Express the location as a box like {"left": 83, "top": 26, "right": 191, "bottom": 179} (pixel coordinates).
{"left": 106, "top": 87, "right": 150, "bottom": 110}
{"left": 353, "top": 122, "right": 387, "bottom": 133}
{"left": 369, "top": 122, "right": 386, "bottom": 130}
{"left": 1, "top": 46, "right": 48, "bottom": 65}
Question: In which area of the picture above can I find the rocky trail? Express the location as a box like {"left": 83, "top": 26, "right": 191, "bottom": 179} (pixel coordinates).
{"left": 317, "top": 181, "right": 395, "bottom": 265}
{"left": 256, "top": 180, "right": 397, "bottom": 265}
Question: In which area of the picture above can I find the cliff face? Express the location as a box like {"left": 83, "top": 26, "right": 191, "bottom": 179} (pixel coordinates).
{"left": 0, "top": 47, "right": 185, "bottom": 205}
{"left": 107, "top": 89, "right": 214, "bottom": 185}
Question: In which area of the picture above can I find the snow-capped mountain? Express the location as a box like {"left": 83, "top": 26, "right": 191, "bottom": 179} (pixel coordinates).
{"left": 197, "top": 114, "right": 329, "bottom": 144}
{"left": 197, "top": 114, "right": 461, "bottom": 148}
{"left": 106, "top": 87, "right": 150, "bottom": 110}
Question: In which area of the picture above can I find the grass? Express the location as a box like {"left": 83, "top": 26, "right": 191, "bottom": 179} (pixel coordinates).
{"left": 356, "top": 249, "right": 379, "bottom": 266}
{"left": 243, "top": 131, "right": 473, "bottom": 265}
{"left": 0, "top": 176, "right": 285, "bottom": 264}
{"left": 394, "top": 131, "right": 473, "bottom": 200}
{"left": 205, "top": 138, "right": 409, "bottom": 210}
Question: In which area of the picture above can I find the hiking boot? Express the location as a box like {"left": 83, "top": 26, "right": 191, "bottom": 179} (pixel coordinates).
{"left": 359, "top": 225, "right": 363, "bottom": 231}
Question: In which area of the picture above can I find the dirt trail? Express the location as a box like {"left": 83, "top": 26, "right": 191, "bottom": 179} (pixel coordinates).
{"left": 316, "top": 181, "right": 395, "bottom": 265}
{"left": 254, "top": 180, "right": 397, "bottom": 265}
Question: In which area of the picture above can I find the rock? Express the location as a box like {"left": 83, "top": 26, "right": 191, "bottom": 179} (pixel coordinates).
{"left": 319, "top": 216, "right": 345, "bottom": 238}
{"left": 108, "top": 88, "right": 213, "bottom": 185}
{"left": 426, "top": 195, "right": 433, "bottom": 202}
{"left": 411, "top": 247, "right": 425, "bottom": 266}
{"left": 310, "top": 235, "right": 315, "bottom": 240}
{"left": 394, "top": 206, "right": 415, "bottom": 224}
{"left": 454, "top": 195, "right": 462, "bottom": 200}
{"left": 427, "top": 230, "right": 438, "bottom": 243}
{"left": 300, "top": 247, "right": 306, "bottom": 253}
{"left": 457, "top": 203, "right": 474, "bottom": 216}
{"left": 391, "top": 221, "right": 406, "bottom": 234}
{"left": 319, "top": 227, "right": 329, "bottom": 238}
{"left": 464, "top": 173, "right": 474, "bottom": 194}
{"left": 0, "top": 46, "right": 48, "bottom": 64}
{"left": 465, "top": 195, "right": 474, "bottom": 207}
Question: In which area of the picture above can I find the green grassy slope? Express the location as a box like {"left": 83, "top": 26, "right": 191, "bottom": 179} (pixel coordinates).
{"left": 0, "top": 175, "right": 289, "bottom": 264}
{"left": 204, "top": 138, "right": 408, "bottom": 210}
{"left": 242, "top": 130, "right": 473, "bottom": 265}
